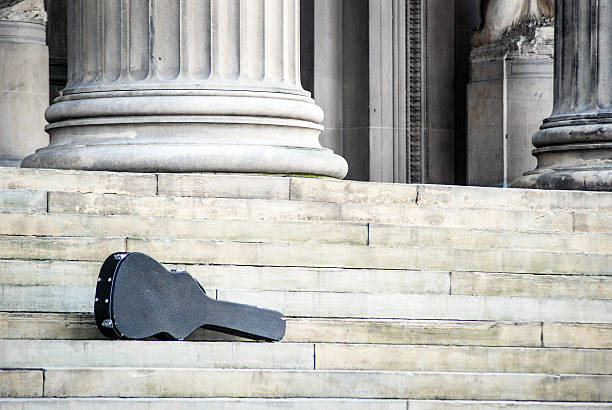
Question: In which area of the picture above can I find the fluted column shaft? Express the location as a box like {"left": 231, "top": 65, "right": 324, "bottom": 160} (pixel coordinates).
{"left": 22, "top": 0, "right": 348, "bottom": 178}
{"left": 514, "top": 0, "right": 612, "bottom": 190}
{"left": 0, "top": 0, "right": 49, "bottom": 166}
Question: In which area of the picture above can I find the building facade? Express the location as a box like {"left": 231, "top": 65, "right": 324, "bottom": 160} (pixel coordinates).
{"left": 1, "top": 0, "right": 611, "bottom": 191}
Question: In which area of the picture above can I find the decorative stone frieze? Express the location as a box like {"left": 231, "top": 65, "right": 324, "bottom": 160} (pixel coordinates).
{"left": 513, "top": 0, "right": 612, "bottom": 190}
{"left": 22, "top": 0, "right": 348, "bottom": 178}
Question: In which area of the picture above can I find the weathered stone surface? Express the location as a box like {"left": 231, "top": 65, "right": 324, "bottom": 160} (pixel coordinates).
{"left": 408, "top": 401, "right": 612, "bottom": 410}
{"left": 369, "top": 224, "right": 612, "bottom": 254}
{"left": 218, "top": 290, "right": 612, "bottom": 323}
{"left": 574, "top": 213, "right": 612, "bottom": 234}
{"left": 157, "top": 174, "right": 290, "bottom": 200}
{"left": 0, "top": 312, "right": 102, "bottom": 340}
{"left": 0, "top": 212, "right": 367, "bottom": 245}
{"left": 451, "top": 272, "right": 612, "bottom": 298}
{"left": 0, "top": 399, "right": 609, "bottom": 409}
{"left": 0, "top": 370, "right": 42, "bottom": 398}
{"left": 467, "top": 57, "right": 552, "bottom": 187}
{"left": 21, "top": 1, "right": 348, "bottom": 178}
{"left": 0, "top": 285, "right": 92, "bottom": 312}
{"left": 472, "top": 0, "right": 554, "bottom": 46}
{"left": 315, "top": 344, "right": 612, "bottom": 374}
{"left": 127, "top": 238, "right": 610, "bottom": 275}
{"left": 0, "top": 312, "right": 543, "bottom": 347}
{"left": 417, "top": 184, "right": 612, "bottom": 211}
{"left": 543, "top": 323, "right": 612, "bottom": 349}
{"left": 3, "top": 168, "right": 610, "bottom": 210}
{"left": 283, "top": 318, "right": 542, "bottom": 347}
{"left": 0, "top": 167, "right": 156, "bottom": 195}
{"left": 0, "top": 0, "right": 46, "bottom": 23}
{"left": 340, "top": 203, "right": 574, "bottom": 232}
{"left": 0, "top": 259, "right": 98, "bottom": 286}
{"left": 0, "top": 340, "right": 313, "bottom": 370}
{"left": 290, "top": 177, "right": 418, "bottom": 204}
{"left": 0, "top": 189, "right": 45, "bottom": 213}
{"left": 0, "top": 259, "right": 448, "bottom": 294}
{"left": 0, "top": 235, "right": 125, "bottom": 261}
{"left": 4, "top": 282, "right": 610, "bottom": 323}
{"left": 48, "top": 192, "right": 342, "bottom": 222}
{"left": 42, "top": 368, "right": 612, "bottom": 401}
{"left": 0, "top": 16, "right": 48, "bottom": 164}
{"left": 49, "top": 190, "right": 584, "bottom": 232}
{"left": 512, "top": 0, "right": 612, "bottom": 190}
{"left": 180, "top": 265, "right": 448, "bottom": 295}
{"left": 0, "top": 398, "right": 408, "bottom": 410}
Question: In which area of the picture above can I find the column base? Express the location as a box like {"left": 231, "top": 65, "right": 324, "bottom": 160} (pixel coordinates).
{"left": 511, "top": 170, "right": 612, "bottom": 191}
{"left": 21, "top": 92, "right": 349, "bottom": 179}
{"left": 21, "top": 141, "right": 348, "bottom": 179}
{"left": 511, "top": 123, "right": 612, "bottom": 191}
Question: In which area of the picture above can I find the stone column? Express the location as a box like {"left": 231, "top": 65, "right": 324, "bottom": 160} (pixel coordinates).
{"left": 468, "top": 22, "right": 554, "bottom": 187}
{"left": 513, "top": 0, "right": 612, "bottom": 190}
{"left": 0, "top": 0, "right": 49, "bottom": 166}
{"left": 22, "top": 0, "right": 348, "bottom": 178}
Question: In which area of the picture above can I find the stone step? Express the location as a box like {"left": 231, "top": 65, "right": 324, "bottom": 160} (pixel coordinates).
{"left": 4, "top": 312, "right": 610, "bottom": 349}
{"left": 0, "top": 399, "right": 609, "bottom": 410}
{"left": 127, "top": 238, "right": 611, "bottom": 275}
{"left": 370, "top": 224, "right": 612, "bottom": 254}
{"left": 0, "top": 259, "right": 451, "bottom": 295}
{"left": 0, "top": 212, "right": 368, "bottom": 245}
{"left": 3, "top": 167, "right": 611, "bottom": 212}
{"left": 314, "top": 343, "right": 612, "bottom": 374}
{"left": 293, "top": 177, "right": 612, "bottom": 212}
{"left": 3, "top": 368, "right": 610, "bottom": 401}
{"left": 450, "top": 271, "right": 612, "bottom": 299}
{"left": 0, "top": 235, "right": 125, "bottom": 262}
{"left": 2, "top": 259, "right": 610, "bottom": 300}
{"left": 0, "top": 167, "right": 156, "bottom": 196}
{"left": 3, "top": 339, "right": 611, "bottom": 375}
{"left": 47, "top": 191, "right": 590, "bottom": 232}
{"left": 0, "top": 340, "right": 312, "bottom": 370}
{"left": 0, "top": 370, "right": 42, "bottom": 398}
{"left": 2, "top": 235, "right": 608, "bottom": 276}
{"left": 217, "top": 290, "right": 612, "bottom": 324}
{"left": 3, "top": 211, "right": 611, "bottom": 254}
{"left": 0, "top": 190, "right": 46, "bottom": 213}
{"left": 0, "top": 312, "right": 546, "bottom": 347}
{"left": 2, "top": 284, "right": 609, "bottom": 323}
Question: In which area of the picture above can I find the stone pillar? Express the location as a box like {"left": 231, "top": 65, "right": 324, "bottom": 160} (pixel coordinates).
{"left": 0, "top": 0, "right": 49, "bottom": 167}
{"left": 22, "top": 0, "right": 348, "bottom": 178}
{"left": 468, "top": 24, "right": 554, "bottom": 187}
{"left": 513, "top": 0, "right": 612, "bottom": 190}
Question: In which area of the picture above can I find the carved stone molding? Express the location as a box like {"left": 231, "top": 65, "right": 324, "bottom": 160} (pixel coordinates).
{"left": 407, "top": 0, "right": 424, "bottom": 183}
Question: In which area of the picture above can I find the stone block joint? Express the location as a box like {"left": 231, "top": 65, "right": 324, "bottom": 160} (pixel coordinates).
{"left": 21, "top": 0, "right": 348, "bottom": 179}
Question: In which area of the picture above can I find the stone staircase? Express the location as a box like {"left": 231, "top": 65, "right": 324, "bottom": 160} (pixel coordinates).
{"left": 0, "top": 167, "right": 611, "bottom": 409}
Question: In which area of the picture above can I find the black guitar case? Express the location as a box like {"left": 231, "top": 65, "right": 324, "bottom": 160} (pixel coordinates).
{"left": 94, "top": 252, "right": 285, "bottom": 341}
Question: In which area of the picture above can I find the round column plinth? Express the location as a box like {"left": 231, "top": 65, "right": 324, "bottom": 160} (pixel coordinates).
{"left": 22, "top": 90, "right": 348, "bottom": 178}
{"left": 512, "top": 116, "right": 612, "bottom": 191}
